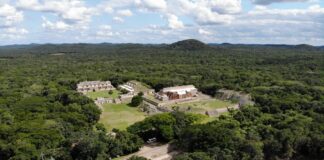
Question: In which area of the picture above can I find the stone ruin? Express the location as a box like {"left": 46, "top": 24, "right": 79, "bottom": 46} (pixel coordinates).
{"left": 216, "top": 89, "right": 254, "bottom": 107}
{"left": 140, "top": 101, "right": 172, "bottom": 115}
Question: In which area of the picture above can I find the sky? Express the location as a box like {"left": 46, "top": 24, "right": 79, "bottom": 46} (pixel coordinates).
{"left": 0, "top": 0, "right": 323, "bottom": 45}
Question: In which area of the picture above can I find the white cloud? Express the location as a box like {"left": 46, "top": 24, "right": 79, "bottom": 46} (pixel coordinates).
{"left": 96, "top": 25, "right": 120, "bottom": 38}
{"left": 99, "top": 0, "right": 166, "bottom": 14}
{"left": 99, "top": 25, "right": 112, "bottom": 30}
{"left": 100, "top": 0, "right": 135, "bottom": 9}
{"left": 0, "top": 4, "right": 23, "bottom": 27}
{"left": 198, "top": 28, "right": 212, "bottom": 35}
{"left": 42, "top": 17, "right": 70, "bottom": 31}
{"left": 209, "top": 0, "right": 242, "bottom": 14}
{"left": 0, "top": 27, "right": 28, "bottom": 40}
{"left": 252, "top": 0, "right": 310, "bottom": 5}
{"left": 138, "top": 0, "right": 167, "bottom": 11}
{"left": 113, "top": 16, "right": 124, "bottom": 23}
{"left": 134, "top": 1, "right": 324, "bottom": 44}
{"left": 103, "top": 6, "right": 114, "bottom": 13}
{"left": 0, "top": 0, "right": 9, "bottom": 5}
{"left": 16, "top": 0, "right": 39, "bottom": 10}
{"left": 198, "top": 4, "right": 324, "bottom": 45}
{"left": 98, "top": 0, "right": 240, "bottom": 26}
{"left": 0, "top": 0, "right": 322, "bottom": 45}
{"left": 0, "top": 3, "right": 27, "bottom": 40}
{"left": 17, "top": 0, "right": 97, "bottom": 30}
{"left": 166, "top": 14, "right": 184, "bottom": 29}
{"left": 62, "top": 6, "right": 95, "bottom": 22}
{"left": 168, "top": 0, "right": 237, "bottom": 25}
{"left": 246, "top": 4, "right": 324, "bottom": 23}
{"left": 6, "top": 27, "right": 28, "bottom": 34}
{"left": 194, "top": 6, "right": 234, "bottom": 25}
{"left": 117, "top": 9, "right": 133, "bottom": 17}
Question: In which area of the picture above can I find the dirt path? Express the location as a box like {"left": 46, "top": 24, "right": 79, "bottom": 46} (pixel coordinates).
{"left": 120, "top": 143, "right": 177, "bottom": 160}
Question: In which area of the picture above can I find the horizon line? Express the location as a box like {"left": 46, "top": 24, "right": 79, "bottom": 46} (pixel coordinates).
{"left": 0, "top": 40, "right": 323, "bottom": 47}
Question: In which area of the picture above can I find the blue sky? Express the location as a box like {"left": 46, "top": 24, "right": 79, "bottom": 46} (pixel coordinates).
{"left": 0, "top": 0, "right": 323, "bottom": 45}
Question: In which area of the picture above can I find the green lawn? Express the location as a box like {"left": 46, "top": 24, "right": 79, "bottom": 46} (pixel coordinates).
{"left": 170, "top": 99, "right": 233, "bottom": 113}
{"left": 86, "top": 90, "right": 121, "bottom": 100}
{"left": 99, "top": 103, "right": 147, "bottom": 131}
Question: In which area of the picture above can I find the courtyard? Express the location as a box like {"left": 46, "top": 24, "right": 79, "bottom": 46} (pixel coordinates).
{"left": 167, "top": 98, "right": 234, "bottom": 114}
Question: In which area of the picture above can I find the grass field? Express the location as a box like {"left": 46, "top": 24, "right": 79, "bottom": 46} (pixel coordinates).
{"left": 169, "top": 99, "right": 233, "bottom": 113}
{"left": 86, "top": 90, "right": 121, "bottom": 100}
{"left": 99, "top": 103, "right": 147, "bottom": 131}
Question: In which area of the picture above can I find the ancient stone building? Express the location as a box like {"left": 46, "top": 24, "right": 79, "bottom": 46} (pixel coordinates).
{"left": 216, "top": 89, "right": 254, "bottom": 107}
{"left": 77, "top": 81, "right": 114, "bottom": 93}
{"left": 155, "top": 85, "right": 198, "bottom": 101}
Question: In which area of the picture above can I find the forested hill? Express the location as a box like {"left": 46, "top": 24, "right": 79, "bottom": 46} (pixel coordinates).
{"left": 320, "top": 46, "right": 324, "bottom": 50}
{"left": 168, "top": 39, "right": 210, "bottom": 50}
{"left": 0, "top": 40, "right": 323, "bottom": 159}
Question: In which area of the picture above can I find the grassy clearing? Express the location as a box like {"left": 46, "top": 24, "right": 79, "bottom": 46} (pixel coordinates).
{"left": 99, "top": 103, "right": 147, "bottom": 131}
{"left": 50, "top": 53, "right": 65, "bottom": 56}
{"left": 170, "top": 99, "right": 233, "bottom": 113}
{"left": 86, "top": 90, "right": 121, "bottom": 100}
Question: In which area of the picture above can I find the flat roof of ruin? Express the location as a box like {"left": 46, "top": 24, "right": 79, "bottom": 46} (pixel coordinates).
{"left": 162, "top": 85, "right": 196, "bottom": 92}
{"left": 78, "top": 81, "right": 111, "bottom": 85}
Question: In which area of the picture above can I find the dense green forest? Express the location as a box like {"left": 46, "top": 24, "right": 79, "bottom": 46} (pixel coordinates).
{"left": 0, "top": 40, "right": 323, "bottom": 159}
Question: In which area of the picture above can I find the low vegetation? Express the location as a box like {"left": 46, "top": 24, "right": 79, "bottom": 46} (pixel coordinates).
{"left": 130, "top": 93, "right": 144, "bottom": 107}
{"left": 127, "top": 112, "right": 204, "bottom": 142}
